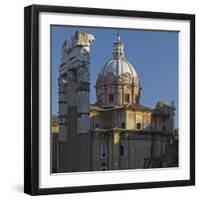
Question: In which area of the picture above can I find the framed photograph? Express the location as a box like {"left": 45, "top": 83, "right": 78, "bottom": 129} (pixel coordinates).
{"left": 24, "top": 4, "right": 195, "bottom": 195}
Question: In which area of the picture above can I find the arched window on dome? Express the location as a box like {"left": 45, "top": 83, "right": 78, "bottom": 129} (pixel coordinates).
{"left": 136, "top": 96, "right": 140, "bottom": 104}
{"left": 125, "top": 94, "right": 130, "bottom": 103}
{"left": 98, "top": 96, "right": 102, "bottom": 104}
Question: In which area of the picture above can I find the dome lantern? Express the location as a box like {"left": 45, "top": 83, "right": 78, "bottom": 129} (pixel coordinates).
{"left": 112, "top": 33, "right": 125, "bottom": 58}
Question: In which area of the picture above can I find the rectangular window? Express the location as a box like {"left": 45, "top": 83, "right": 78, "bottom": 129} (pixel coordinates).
{"left": 62, "top": 116, "right": 66, "bottom": 125}
{"left": 109, "top": 94, "right": 114, "bottom": 103}
{"left": 120, "top": 145, "right": 124, "bottom": 157}
{"left": 125, "top": 94, "right": 130, "bottom": 103}
{"left": 59, "top": 115, "right": 66, "bottom": 125}
{"left": 100, "top": 144, "right": 107, "bottom": 159}
{"left": 162, "top": 125, "right": 166, "bottom": 131}
{"left": 101, "top": 162, "right": 106, "bottom": 167}
{"left": 121, "top": 122, "right": 125, "bottom": 129}
{"left": 137, "top": 122, "right": 141, "bottom": 129}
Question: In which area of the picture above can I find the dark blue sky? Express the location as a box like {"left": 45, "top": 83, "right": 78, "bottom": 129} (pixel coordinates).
{"left": 51, "top": 26, "right": 178, "bottom": 127}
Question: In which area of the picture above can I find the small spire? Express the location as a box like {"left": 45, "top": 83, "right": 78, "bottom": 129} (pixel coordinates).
{"left": 117, "top": 30, "right": 121, "bottom": 42}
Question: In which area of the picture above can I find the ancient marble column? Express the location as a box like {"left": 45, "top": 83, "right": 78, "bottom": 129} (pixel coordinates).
{"left": 57, "top": 31, "right": 95, "bottom": 172}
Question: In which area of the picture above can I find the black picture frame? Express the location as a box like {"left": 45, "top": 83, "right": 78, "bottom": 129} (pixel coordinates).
{"left": 24, "top": 4, "right": 195, "bottom": 195}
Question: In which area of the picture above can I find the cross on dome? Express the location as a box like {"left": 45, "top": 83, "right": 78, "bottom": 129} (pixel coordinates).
{"left": 117, "top": 31, "right": 121, "bottom": 42}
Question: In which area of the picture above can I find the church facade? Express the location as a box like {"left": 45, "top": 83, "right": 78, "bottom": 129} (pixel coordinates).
{"left": 52, "top": 31, "right": 178, "bottom": 173}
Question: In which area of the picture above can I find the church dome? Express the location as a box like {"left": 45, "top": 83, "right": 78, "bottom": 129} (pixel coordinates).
{"left": 98, "top": 34, "right": 138, "bottom": 79}
{"left": 96, "top": 33, "right": 142, "bottom": 107}
{"left": 99, "top": 58, "right": 138, "bottom": 78}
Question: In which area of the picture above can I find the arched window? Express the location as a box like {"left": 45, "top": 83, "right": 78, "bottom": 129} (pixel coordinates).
{"left": 125, "top": 94, "right": 130, "bottom": 103}
{"left": 136, "top": 123, "right": 141, "bottom": 130}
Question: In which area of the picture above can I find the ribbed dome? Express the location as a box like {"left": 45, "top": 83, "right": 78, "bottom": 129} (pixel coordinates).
{"left": 98, "top": 34, "right": 138, "bottom": 78}
{"left": 99, "top": 57, "right": 138, "bottom": 78}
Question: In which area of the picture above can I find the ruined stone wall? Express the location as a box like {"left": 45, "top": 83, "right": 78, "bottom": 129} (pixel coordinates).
{"left": 91, "top": 131, "right": 176, "bottom": 171}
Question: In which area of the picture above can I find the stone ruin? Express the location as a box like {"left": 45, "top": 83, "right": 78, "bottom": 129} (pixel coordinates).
{"left": 58, "top": 31, "right": 95, "bottom": 142}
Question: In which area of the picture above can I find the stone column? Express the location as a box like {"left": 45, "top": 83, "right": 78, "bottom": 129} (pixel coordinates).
{"left": 58, "top": 31, "right": 95, "bottom": 172}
